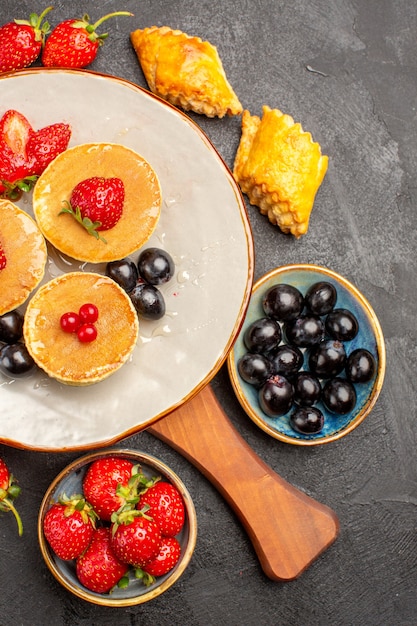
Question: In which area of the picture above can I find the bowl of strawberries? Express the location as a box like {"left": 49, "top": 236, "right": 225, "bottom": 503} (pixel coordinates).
{"left": 37, "top": 449, "right": 197, "bottom": 606}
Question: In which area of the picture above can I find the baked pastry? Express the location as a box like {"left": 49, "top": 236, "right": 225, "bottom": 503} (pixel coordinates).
{"left": 130, "top": 26, "right": 242, "bottom": 118}
{"left": 233, "top": 106, "right": 328, "bottom": 237}
{"left": 23, "top": 272, "right": 139, "bottom": 386}
{"left": 32, "top": 143, "right": 162, "bottom": 263}
{"left": 0, "top": 199, "right": 47, "bottom": 315}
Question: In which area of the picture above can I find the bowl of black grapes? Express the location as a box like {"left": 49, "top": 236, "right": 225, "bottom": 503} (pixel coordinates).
{"left": 228, "top": 264, "right": 386, "bottom": 445}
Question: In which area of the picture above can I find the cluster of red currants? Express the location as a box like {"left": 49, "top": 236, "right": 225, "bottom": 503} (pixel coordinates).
{"left": 60, "top": 303, "right": 99, "bottom": 343}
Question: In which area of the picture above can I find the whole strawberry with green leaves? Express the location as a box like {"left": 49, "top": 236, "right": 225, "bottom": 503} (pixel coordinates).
{"left": 83, "top": 457, "right": 154, "bottom": 522}
{"left": 0, "top": 458, "right": 23, "bottom": 536}
{"left": 138, "top": 536, "right": 182, "bottom": 586}
{"left": 137, "top": 481, "right": 185, "bottom": 537}
{"left": 110, "top": 507, "right": 162, "bottom": 569}
{"left": 0, "top": 7, "right": 53, "bottom": 73}
{"left": 60, "top": 176, "right": 125, "bottom": 242}
{"left": 43, "top": 494, "right": 98, "bottom": 560}
{"left": 76, "top": 527, "right": 129, "bottom": 593}
{"left": 42, "top": 11, "right": 133, "bottom": 69}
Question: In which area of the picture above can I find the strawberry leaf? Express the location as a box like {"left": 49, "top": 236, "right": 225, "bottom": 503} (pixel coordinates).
{"left": 59, "top": 201, "right": 107, "bottom": 243}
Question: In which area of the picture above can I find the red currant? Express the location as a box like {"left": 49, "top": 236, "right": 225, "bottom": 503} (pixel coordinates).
{"left": 60, "top": 312, "right": 81, "bottom": 333}
{"left": 77, "top": 323, "right": 97, "bottom": 343}
{"left": 79, "top": 303, "right": 99, "bottom": 324}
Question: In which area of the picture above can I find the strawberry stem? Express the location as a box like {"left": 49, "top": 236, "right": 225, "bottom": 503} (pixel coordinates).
{"left": 91, "top": 11, "right": 134, "bottom": 31}
{"left": 1, "top": 497, "right": 23, "bottom": 536}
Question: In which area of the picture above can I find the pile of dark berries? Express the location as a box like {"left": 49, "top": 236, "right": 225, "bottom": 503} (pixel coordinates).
{"left": 106, "top": 247, "right": 175, "bottom": 321}
{"left": 237, "top": 281, "right": 377, "bottom": 435}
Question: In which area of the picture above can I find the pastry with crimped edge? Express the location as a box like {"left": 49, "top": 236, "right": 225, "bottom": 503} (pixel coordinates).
{"left": 23, "top": 272, "right": 139, "bottom": 386}
{"left": 233, "top": 106, "right": 328, "bottom": 238}
{"left": 130, "top": 26, "right": 242, "bottom": 118}
{"left": 32, "top": 143, "right": 162, "bottom": 263}
{"left": 0, "top": 199, "right": 47, "bottom": 315}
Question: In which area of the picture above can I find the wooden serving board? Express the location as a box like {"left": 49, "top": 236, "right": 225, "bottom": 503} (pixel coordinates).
{"left": 148, "top": 384, "right": 339, "bottom": 581}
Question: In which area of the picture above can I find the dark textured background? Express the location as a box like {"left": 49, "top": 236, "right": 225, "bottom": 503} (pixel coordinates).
{"left": 1, "top": 1, "right": 416, "bottom": 624}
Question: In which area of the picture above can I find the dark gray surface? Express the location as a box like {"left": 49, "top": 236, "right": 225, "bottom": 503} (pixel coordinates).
{"left": 1, "top": 1, "right": 416, "bottom": 624}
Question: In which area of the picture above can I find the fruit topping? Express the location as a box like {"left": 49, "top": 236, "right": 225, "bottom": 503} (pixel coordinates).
{"left": 139, "top": 536, "right": 181, "bottom": 585}
{"left": 293, "top": 371, "right": 322, "bottom": 406}
{"left": 0, "top": 109, "right": 71, "bottom": 200}
{"left": 137, "top": 481, "right": 185, "bottom": 537}
{"left": 0, "top": 310, "right": 24, "bottom": 343}
{"left": 60, "top": 303, "right": 99, "bottom": 341}
{"left": 106, "top": 258, "right": 139, "bottom": 292}
{"left": 284, "top": 314, "right": 325, "bottom": 347}
{"left": 269, "top": 344, "right": 303, "bottom": 378}
{"left": 137, "top": 247, "right": 175, "bottom": 285}
{"left": 60, "top": 176, "right": 125, "bottom": 241}
{"left": 237, "top": 352, "right": 273, "bottom": 387}
{"left": 308, "top": 339, "right": 346, "bottom": 378}
{"left": 0, "top": 241, "right": 6, "bottom": 270}
{"left": 129, "top": 283, "right": 166, "bottom": 321}
{"left": 0, "top": 342, "right": 35, "bottom": 377}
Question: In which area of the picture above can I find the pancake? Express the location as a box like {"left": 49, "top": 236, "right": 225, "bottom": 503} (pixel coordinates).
{"left": 23, "top": 272, "right": 139, "bottom": 386}
{"left": 32, "top": 143, "right": 162, "bottom": 263}
{"left": 0, "top": 199, "right": 47, "bottom": 315}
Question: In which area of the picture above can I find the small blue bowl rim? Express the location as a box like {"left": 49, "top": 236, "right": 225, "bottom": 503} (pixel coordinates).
{"left": 228, "top": 264, "right": 386, "bottom": 446}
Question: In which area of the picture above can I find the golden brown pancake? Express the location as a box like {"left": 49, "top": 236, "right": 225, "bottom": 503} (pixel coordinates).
{"left": 0, "top": 199, "right": 47, "bottom": 315}
{"left": 23, "top": 272, "right": 139, "bottom": 386}
{"left": 32, "top": 143, "right": 161, "bottom": 263}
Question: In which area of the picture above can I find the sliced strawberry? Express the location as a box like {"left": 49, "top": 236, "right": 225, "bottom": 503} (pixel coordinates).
{"left": 137, "top": 481, "right": 185, "bottom": 537}
{"left": 76, "top": 527, "right": 129, "bottom": 593}
{"left": 26, "top": 122, "right": 71, "bottom": 175}
{"left": 0, "top": 109, "right": 34, "bottom": 163}
{"left": 0, "top": 241, "right": 6, "bottom": 270}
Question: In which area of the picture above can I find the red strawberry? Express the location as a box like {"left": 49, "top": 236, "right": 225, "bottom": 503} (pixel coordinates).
{"left": 26, "top": 122, "right": 71, "bottom": 176}
{"left": 0, "top": 458, "right": 23, "bottom": 536}
{"left": 0, "top": 109, "right": 71, "bottom": 200}
{"left": 76, "top": 527, "right": 129, "bottom": 594}
{"left": 42, "top": 11, "right": 133, "bottom": 69}
{"left": 140, "top": 536, "right": 181, "bottom": 584}
{"left": 60, "top": 177, "right": 125, "bottom": 241}
{"left": 43, "top": 494, "right": 97, "bottom": 560}
{"left": 137, "top": 481, "right": 185, "bottom": 537}
{"left": 83, "top": 457, "right": 151, "bottom": 522}
{"left": 110, "top": 509, "right": 162, "bottom": 568}
{"left": 0, "top": 7, "right": 53, "bottom": 73}
{"left": 0, "top": 241, "right": 6, "bottom": 270}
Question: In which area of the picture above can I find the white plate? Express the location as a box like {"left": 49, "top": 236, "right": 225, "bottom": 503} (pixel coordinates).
{"left": 0, "top": 69, "right": 253, "bottom": 451}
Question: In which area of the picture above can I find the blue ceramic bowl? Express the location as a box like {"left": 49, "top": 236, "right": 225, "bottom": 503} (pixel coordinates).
{"left": 228, "top": 265, "right": 386, "bottom": 445}
{"left": 38, "top": 449, "right": 197, "bottom": 606}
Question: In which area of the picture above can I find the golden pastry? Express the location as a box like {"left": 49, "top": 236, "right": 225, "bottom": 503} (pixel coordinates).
{"left": 0, "top": 199, "right": 47, "bottom": 315}
{"left": 33, "top": 143, "right": 162, "bottom": 263}
{"left": 23, "top": 272, "right": 139, "bottom": 386}
{"left": 130, "top": 26, "right": 242, "bottom": 118}
{"left": 233, "top": 106, "right": 328, "bottom": 237}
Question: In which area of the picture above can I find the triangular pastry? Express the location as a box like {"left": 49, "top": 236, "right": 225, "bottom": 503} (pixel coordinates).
{"left": 233, "top": 106, "right": 328, "bottom": 237}
{"left": 130, "top": 26, "right": 242, "bottom": 118}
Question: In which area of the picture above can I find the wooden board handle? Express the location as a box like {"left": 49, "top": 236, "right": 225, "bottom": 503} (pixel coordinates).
{"left": 148, "top": 385, "right": 339, "bottom": 581}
